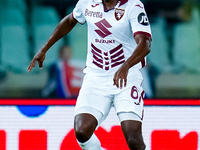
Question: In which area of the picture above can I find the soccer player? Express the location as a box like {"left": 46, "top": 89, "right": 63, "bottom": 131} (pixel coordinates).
{"left": 28, "top": 0, "right": 152, "bottom": 149}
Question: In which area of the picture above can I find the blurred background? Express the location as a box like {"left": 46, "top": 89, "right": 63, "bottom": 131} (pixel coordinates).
{"left": 0, "top": 0, "right": 200, "bottom": 99}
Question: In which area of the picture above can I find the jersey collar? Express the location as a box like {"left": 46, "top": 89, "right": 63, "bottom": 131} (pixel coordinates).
{"left": 93, "top": 0, "right": 128, "bottom": 6}
{"left": 119, "top": 0, "right": 128, "bottom": 6}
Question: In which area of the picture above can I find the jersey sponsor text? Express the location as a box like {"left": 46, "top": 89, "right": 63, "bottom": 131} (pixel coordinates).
{"left": 95, "top": 39, "right": 115, "bottom": 44}
{"left": 138, "top": 13, "right": 149, "bottom": 26}
{"left": 85, "top": 9, "right": 103, "bottom": 18}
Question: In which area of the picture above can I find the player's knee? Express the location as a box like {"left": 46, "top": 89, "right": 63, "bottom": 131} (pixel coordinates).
{"left": 126, "top": 136, "right": 145, "bottom": 150}
{"left": 74, "top": 126, "right": 92, "bottom": 143}
{"left": 74, "top": 120, "right": 96, "bottom": 143}
{"left": 75, "top": 128, "right": 90, "bottom": 142}
{"left": 74, "top": 113, "right": 98, "bottom": 143}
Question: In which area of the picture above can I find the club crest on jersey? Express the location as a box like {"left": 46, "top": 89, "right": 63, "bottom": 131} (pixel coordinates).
{"left": 138, "top": 12, "right": 149, "bottom": 26}
{"left": 114, "top": 8, "right": 125, "bottom": 21}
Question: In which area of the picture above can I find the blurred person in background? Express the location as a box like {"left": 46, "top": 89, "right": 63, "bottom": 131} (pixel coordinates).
{"left": 143, "top": 0, "right": 200, "bottom": 97}
{"left": 145, "top": 0, "right": 199, "bottom": 65}
{"left": 42, "top": 45, "right": 83, "bottom": 98}
{"left": 28, "top": 0, "right": 152, "bottom": 149}
{"left": 161, "top": 0, "right": 200, "bottom": 66}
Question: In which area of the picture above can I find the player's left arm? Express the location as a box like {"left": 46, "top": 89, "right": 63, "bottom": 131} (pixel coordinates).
{"left": 113, "top": 33, "right": 151, "bottom": 88}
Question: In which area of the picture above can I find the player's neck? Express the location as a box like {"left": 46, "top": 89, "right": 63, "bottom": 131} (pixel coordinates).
{"left": 102, "top": 0, "right": 119, "bottom": 11}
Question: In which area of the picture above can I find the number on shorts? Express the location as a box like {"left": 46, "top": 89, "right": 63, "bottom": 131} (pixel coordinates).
{"left": 131, "top": 86, "right": 145, "bottom": 105}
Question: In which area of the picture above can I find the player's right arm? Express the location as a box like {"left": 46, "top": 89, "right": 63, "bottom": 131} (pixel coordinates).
{"left": 28, "top": 13, "right": 78, "bottom": 72}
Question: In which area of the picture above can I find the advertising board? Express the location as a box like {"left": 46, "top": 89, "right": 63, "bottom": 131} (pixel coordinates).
{"left": 0, "top": 99, "right": 199, "bottom": 150}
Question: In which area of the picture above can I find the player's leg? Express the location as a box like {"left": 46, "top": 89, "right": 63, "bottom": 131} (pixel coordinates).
{"left": 74, "top": 106, "right": 111, "bottom": 150}
{"left": 114, "top": 70, "right": 150, "bottom": 150}
{"left": 120, "top": 117, "right": 147, "bottom": 150}
{"left": 74, "top": 105, "right": 110, "bottom": 150}
{"left": 118, "top": 112, "right": 150, "bottom": 150}
{"left": 74, "top": 113, "right": 98, "bottom": 143}
{"left": 74, "top": 111, "right": 103, "bottom": 150}
{"left": 74, "top": 74, "right": 113, "bottom": 150}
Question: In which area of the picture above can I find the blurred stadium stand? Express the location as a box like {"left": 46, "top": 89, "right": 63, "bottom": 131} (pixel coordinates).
{"left": 1, "top": 25, "right": 30, "bottom": 72}
{"left": 147, "top": 17, "right": 172, "bottom": 73}
{"left": 0, "top": 0, "right": 200, "bottom": 98}
{"left": 173, "top": 8, "right": 200, "bottom": 73}
{"left": 31, "top": 6, "right": 64, "bottom": 66}
{"left": 66, "top": 6, "right": 88, "bottom": 61}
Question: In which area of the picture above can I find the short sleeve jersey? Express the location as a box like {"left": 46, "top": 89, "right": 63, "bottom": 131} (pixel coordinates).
{"left": 73, "top": 0, "right": 151, "bottom": 76}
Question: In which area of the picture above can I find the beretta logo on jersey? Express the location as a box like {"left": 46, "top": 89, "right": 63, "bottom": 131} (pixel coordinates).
{"left": 115, "top": 8, "right": 125, "bottom": 21}
{"left": 85, "top": 9, "right": 103, "bottom": 18}
{"left": 138, "top": 12, "right": 149, "bottom": 26}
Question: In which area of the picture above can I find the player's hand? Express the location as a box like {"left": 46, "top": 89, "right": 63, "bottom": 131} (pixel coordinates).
{"left": 113, "top": 64, "right": 129, "bottom": 89}
{"left": 28, "top": 51, "right": 46, "bottom": 72}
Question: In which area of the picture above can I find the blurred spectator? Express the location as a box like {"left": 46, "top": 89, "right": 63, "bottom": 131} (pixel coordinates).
{"left": 161, "top": 0, "right": 200, "bottom": 70}
{"left": 145, "top": 0, "right": 199, "bottom": 66}
{"left": 42, "top": 45, "right": 83, "bottom": 98}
